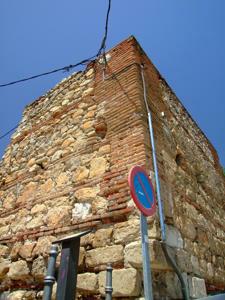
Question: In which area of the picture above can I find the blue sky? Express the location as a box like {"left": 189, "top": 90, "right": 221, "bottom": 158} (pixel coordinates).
{"left": 1, "top": 0, "right": 224, "bottom": 165}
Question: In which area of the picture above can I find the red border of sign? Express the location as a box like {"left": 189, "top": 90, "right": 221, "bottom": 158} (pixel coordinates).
{"left": 128, "top": 166, "right": 156, "bottom": 216}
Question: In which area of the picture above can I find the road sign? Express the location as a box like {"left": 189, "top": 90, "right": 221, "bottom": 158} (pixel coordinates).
{"left": 128, "top": 166, "right": 157, "bottom": 300}
{"left": 128, "top": 166, "right": 156, "bottom": 216}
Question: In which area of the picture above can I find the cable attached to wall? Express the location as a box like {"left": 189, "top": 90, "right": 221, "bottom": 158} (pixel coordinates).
{"left": 0, "top": 56, "right": 96, "bottom": 88}
{"left": 140, "top": 63, "right": 189, "bottom": 300}
{"left": 0, "top": 0, "right": 112, "bottom": 141}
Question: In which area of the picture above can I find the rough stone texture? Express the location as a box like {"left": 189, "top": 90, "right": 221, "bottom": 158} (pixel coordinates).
{"left": 77, "top": 272, "right": 98, "bottom": 293}
{"left": 19, "top": 241, "right": 36, "bottom": 260}
{"left": 46, "top": 205, "right": 71, "bottom": 227}
{"left": 32, "top": 236, "right": 56, "bottom": 258}
{"left": 113, "top": 219, "right": 140, "bottom": 245}
{"left": 166, "top": 225, "right": 184, "bottom": 249}
{"left": 8, "top": 260, "right": 30, "bottom": 280}
{"left": 124, "top": 240, "right": 171, "bottom": 270}
{"left": 99, "top": 268, "right": 141, "bottom": 297}
{"left": 86, "top": 245, "right": 124, "bottom": 267}
{"left": 0, "top": 259, "right": 10, "bottom": 278}
{"left": 31, "top": 256, "right": 46, "bottom": 281}
{"left": 188, "top": 276, "right": 207, "bottom": 299}
{"left": 0, "top": 245, "right": 9, "bottom": 258}
{"left": 92, "top": 228, "right": 113, "bottom": 248}
{"left": 7, "top": 291, "right": 26, "bottom": 300}
{"left": 0, "top": 36, "right": 224, "bottom": 298}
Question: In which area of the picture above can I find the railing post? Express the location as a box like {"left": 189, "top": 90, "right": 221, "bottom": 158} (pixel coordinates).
{"left": 105, "top": 263, "right": 113, "bottom": 300}
{"left": 43, "top": 244, "right": 58, "bottom": 300}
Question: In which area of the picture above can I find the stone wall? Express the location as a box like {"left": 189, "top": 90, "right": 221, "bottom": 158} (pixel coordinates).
{"left": 0, "top": 36, "right": 224, "bottom": 299}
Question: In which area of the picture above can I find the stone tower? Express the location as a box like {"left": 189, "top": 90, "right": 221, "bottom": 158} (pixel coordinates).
{"left": 0, "top": 37, "right": 224, "bottom": 299}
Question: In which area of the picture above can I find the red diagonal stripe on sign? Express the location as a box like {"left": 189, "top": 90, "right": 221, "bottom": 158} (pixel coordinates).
{"left": 137, "top": 174, "right": 153, "bottom": 208}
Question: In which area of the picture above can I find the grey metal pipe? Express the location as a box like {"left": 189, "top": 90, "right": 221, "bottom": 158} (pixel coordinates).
{"left": 105, "top": 263, "right": 113, "bottom": 300}
{"left": 140, "top": 64, "right": 166, "bottom": 241}
{"left": 140, "top": 64, "right": 189, "bottom": 300}
{"left": 43, "top": 244, "right": 58, "bottom": 300}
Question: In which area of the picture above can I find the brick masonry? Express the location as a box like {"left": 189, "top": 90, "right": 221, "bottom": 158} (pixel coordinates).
{"left": 0, "top": 36, "right": 224, "bottom": 299}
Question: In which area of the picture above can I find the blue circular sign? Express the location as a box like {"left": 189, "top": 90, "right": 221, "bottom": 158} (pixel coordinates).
{"left": 128, "top": 166, "right": 156, "bottom": 216}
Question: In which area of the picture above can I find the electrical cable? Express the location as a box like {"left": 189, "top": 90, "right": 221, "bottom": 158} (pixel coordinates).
{"left": 97, "top": 0, "right": 111, "bottom": 58}
{"left": 0, "top": 125, "right": 19, "bottom": 140}
{"left": 0, "top": 56, "right": 96, "bottom": 88}
{"left": 0, "top": 0, "right": 112, "bottom": 141}
{"left": 161, "top": 242, "right": 189, "bottom": 300}
{"left": 0, "top": 0, "right": 111, "bottom": 89}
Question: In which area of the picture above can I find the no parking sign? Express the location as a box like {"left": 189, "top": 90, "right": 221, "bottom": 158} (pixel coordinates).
{"left": 128, "top": 166, "right": 156, "bottom": 300}
{"left": 128, "top": 166, "right": 156, "bottom": 216}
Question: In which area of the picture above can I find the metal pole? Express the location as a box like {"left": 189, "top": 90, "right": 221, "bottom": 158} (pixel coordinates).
{"left": 105, "top": 263, "right": 113, "bottom": 300}
{"left": 140, "top": 64, "right": 189, "bottom": 299}
{"left": 43, "top": 244, "right": 58, "bottom": 300}
{"left": 56, "top": 239, "right": 80, "bottom": 300}
{"left": 53, "top": 230, "right": 91, "bottom": 300}
{"left": 140, "top": 64, "right": 166, "bottom": 242}
{"left": 140, "top": 213, "right": 153, "bottom": 300}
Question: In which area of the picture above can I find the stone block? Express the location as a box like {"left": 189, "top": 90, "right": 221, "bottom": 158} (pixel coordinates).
{"left": 124, "top": 240, "right": 170, "bottom": 270}
{"left": 16, "top": 182, "right": 38, "bottom": 205}
{"left": 19, "top": 241, "right": 36, "bottom": 260}
{"left": 93, "top": 228, "right": 113, "bottom": 248}
{"left": 86, "top": 245, "right": 123, "bottom": 267}
{"left": 188, "top": 276, "right": 207, "bottom": 299}
{"left": 113, "top": 219, "right": 140, "bottom": 245}
{"left": 89, "top": 157, "right": 107, "bottom": 178}
{"left": 75, "top": 186, "right": 100, "bottom": 202}
{"left": 191, "top": 255, "right": 200, "bottom": 276}
{"left": 7, "top": 291, "right": 26, "bottom": 300}
{"left": 61, "top": 137, "right": 75, "bottom": 148}
{"left": 55, "top": 172, "right": 69, "bottom": 187}
{"left": 166, "top": 225, "right": 183, "bottom": 248}
{"left": 38, "top": 180, "right": 53, "bottom": 195}
{"left": 0, "top": 259, "right": 10, "bottom": 278}
{"left": 98, "top": 144, "right": 111, "bottom": 154}
{"left": 26, "top": 215, "right": 44, "bottom": 230}
{"left": 79, "top": 247, "right": 85, "bottom": 267}
{"left": 80, "top": 232, "right": 94, "bottom": 247}
{"left": 77, "top": 272, "right": 98, "bottom": 293}
{"left": 181, "top": 218, "right": 197, "bottom": 241}
{"left": 0, "top": 245, "right": 9, "bottom": 258}
{"left": 46, "top": 205, "right": 71, "bottom": 227}
{"left": 8, "top": 260, "right": 30, "bottom": 280}
{"left": 99, "top": 268, "right": 140, "bottom": 297}
{"left": 206, "top": 262, "right": 214, "bottom": 279}
{"left": 31, "top": 204, "right": 47, "bottom": 215}
{"left": 82, "top": 87, "right": 94, "bottom": 97}
{"left": 92, "top": 197, "right": 107, "bottom": 214}
{"left": 73, "top": 166, "right": 89, "bottom": 182}
{"left": 31, "top": 256, "right": 46, "bottom": 281}
{"left": 10, "top": 242, "right": 22, "bottom": 260}
{"left": 176, "top": 249, "right": 192, "bottom": 273}
{"left": 51, "top": 150, "right": 63, "bottom": 162}
{"left": 162, "top": 271, "right": 185, "bottom": 299}
{"left": 32, "top": 236, "right": 56, "bottom": 257}
{"left": 0, "top": 225, "right": 10, "bottom": 237}
{"left": 3, "top": 193, "right": 16, "bottom": 209}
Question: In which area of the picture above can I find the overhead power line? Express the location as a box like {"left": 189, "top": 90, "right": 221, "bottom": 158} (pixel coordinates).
{"left": 0, "top": 0, "right": 112, "bottom": 141}
{"left": 0, "top": 56, "right": 96, "bottom": 88}
{"left": 0, "top": 0, "right": 111, "bottom": 89}
{"left": 0, "top": 125, "right": 19, "bottom": 140}
{"left": 97, "top": 0, "right": 111, "bottom": 57}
